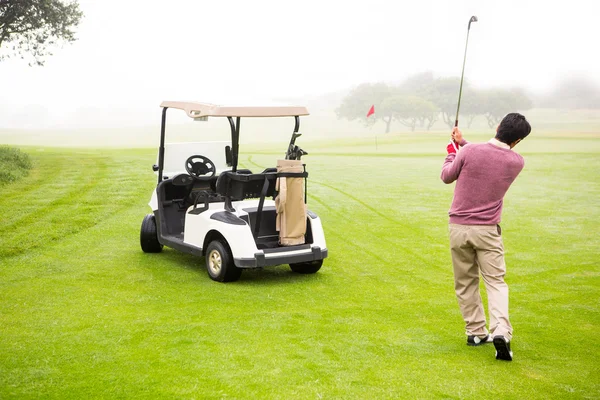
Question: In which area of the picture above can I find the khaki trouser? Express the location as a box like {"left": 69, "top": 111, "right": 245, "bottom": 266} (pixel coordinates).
{"left": 449, "top": 223, "right": 512, "bottom": 340}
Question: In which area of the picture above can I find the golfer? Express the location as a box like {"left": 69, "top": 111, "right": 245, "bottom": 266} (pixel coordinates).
{"left": 441, "top": 113, "right": 531, "bottom": 361}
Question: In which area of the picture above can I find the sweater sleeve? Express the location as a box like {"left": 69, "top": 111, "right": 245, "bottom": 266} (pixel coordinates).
{"left": 440, "top": 149, "right": 465, "bottom": 184}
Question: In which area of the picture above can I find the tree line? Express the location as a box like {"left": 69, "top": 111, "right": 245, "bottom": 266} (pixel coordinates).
{"left": 335, "top": 72, "right": 533, "bottom": 133}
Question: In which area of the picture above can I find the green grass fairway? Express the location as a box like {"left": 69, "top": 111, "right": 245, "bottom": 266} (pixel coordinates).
{"left": 1, "top": 132, "right": 599, "bottom": 399}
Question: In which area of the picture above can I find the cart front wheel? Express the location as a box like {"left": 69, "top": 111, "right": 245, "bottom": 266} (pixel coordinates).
{"left": 140, "top": 214, "right": 163, "bottom": 253}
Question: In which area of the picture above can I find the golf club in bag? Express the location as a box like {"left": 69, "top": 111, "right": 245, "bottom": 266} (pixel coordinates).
{"left": 451, "top": 15, "right": 478, "bottom": 152}
{"left": 276, "top": 126, "right": 309, "bottom": 245}
{"left": 285, "top": 132, "right": 307, "bottom": 161}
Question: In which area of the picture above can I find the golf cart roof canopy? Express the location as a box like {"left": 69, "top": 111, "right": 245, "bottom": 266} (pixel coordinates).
{"left": 160, "top": 101, "right": 309, "bottom": 119}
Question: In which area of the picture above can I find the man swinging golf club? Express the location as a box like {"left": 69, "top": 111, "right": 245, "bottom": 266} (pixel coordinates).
{"left": 441, "top": 15, "right": 532, "bottom": 361}
{"left": 441, "top": 114, "right": 531, "bottom": 361}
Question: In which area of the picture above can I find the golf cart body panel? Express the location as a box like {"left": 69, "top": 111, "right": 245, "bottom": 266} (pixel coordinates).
{"left": 149, "top": 190, "right": 158, "bottom": 211}
{"left": 182, "top": 198, "right": 327, "bottom": 268}
{"left": 141, "top": 101, "right": 327, "bottom": 282}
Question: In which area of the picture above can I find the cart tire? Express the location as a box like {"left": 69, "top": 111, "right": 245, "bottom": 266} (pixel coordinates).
{"left": 205, "top": 240, "right": 242, "bottom": 282}
{"left": 289, "top": 260, "right": 323, "bottom": 274}
{"left": 140, "top": 214, "right": 163, "bottom": 253}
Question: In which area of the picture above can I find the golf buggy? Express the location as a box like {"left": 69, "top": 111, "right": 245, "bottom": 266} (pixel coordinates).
{"left": 140, "top": 101, "right": 328, "bottom": 282}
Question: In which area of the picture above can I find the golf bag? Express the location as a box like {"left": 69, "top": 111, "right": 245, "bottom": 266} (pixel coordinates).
{"left": 275, "top": 159, "right": 306, "bottom": 246}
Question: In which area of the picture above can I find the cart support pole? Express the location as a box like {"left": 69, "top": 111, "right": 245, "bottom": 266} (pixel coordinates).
{"left": 234, "top": 117, "right": 240, "bottom": 172}
{"left": 228, "top": 117, "right": 240, "bottom": 173}
{"left": 158, "top": 107, "right": 168, "bottom": 184}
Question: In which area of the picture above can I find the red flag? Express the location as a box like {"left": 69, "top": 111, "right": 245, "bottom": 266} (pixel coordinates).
{"left": 366, "top": 105, "right": 375, "bottom": 118}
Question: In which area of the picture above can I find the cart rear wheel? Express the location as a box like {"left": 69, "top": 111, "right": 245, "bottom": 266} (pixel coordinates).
{"left": 140, "top": 214, "right": 163, "bottom": 253}
{"left": 289, "top": 260, "right": 323, "bottom": 274}
{"left": 205, "top": 240, "right": 241, "bottom": 282}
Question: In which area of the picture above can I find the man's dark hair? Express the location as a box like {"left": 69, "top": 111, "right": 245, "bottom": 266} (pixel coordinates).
{"left": 495, "top": 113, "right": 531, "bottom": 144}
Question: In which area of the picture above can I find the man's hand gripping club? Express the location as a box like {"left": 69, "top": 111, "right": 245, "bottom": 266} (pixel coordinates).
{"left": 447, "top": 127, "right": 464, "bottom": 154}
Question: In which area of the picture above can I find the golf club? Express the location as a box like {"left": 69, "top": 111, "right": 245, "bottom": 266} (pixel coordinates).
{"left": 452, "top": 15, "right": 478, "bottom": 151}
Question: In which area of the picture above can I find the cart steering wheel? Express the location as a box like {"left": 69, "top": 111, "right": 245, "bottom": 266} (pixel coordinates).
{"left": 185, "top": 155, "right": 216, "bottom": 181}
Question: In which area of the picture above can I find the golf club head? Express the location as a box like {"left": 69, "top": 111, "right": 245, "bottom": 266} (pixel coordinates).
{"left": 468, "top": 16, "right": 478, "bottom": 29}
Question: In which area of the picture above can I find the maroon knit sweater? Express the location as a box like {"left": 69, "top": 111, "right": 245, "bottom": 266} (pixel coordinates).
{"left": 441, "top": 140, "right": 524, "bottom": 225}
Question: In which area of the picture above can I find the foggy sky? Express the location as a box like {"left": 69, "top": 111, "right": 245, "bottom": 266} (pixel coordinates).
{"left": 1, "top": 0, "right": 599, "bottom": 129}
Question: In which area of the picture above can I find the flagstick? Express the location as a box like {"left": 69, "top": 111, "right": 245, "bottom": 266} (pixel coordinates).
{"left": 366, "top": 104, "right": 376, "bottom": 151}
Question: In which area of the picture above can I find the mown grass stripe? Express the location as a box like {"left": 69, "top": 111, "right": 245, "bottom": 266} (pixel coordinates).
{"left": 0, "top": 151, "right": 154, "bottom": 259}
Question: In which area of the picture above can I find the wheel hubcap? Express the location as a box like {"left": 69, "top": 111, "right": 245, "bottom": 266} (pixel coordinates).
{"left": 208, "top": 250, "right": 222, "bottom": 275}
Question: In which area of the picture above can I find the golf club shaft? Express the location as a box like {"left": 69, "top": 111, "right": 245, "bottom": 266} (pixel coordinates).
{"left": 455, "top": 16, "right": 477, "bottom": 127}
{"left": 455, "top": 31, "right": 471, "bottom": 127}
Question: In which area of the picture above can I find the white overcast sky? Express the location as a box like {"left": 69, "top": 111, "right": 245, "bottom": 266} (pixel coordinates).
{"left": 1, "top": 0, "right": 599, "bottom": 127}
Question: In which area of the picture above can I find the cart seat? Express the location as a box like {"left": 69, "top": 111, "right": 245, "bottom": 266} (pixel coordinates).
{"left": 215, "top": 170, "right": 277, "bottom": 201}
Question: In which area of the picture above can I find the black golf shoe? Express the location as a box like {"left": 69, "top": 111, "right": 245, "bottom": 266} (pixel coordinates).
{"left": 493, "top": 335, "right": 513, "bottom": 361}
